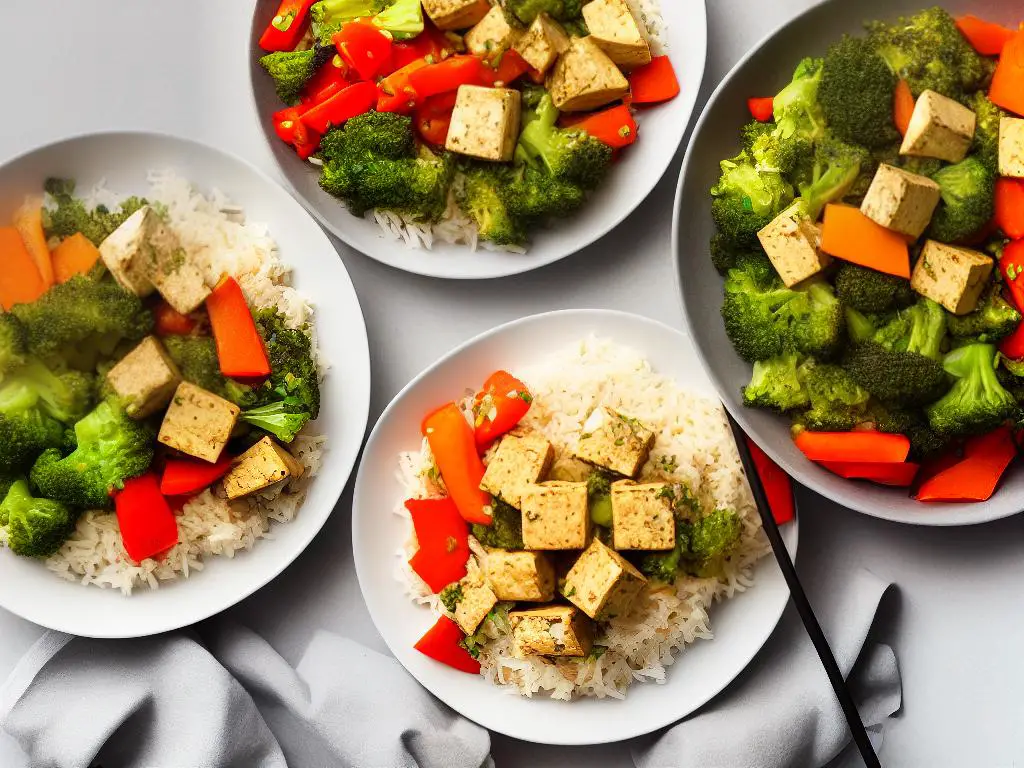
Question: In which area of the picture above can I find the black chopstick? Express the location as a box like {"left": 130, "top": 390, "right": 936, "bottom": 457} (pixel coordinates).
{"left": 725, "top": 412, "right": 881, "bottom": 768}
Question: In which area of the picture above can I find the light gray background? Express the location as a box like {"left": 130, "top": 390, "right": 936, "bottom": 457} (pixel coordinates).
{"left": 1, "top": 1, "right": 1022, "bottom": 766}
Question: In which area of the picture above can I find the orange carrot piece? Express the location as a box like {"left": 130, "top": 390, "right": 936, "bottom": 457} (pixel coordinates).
{"left": 995, "top": 178, "right": 1024, "bottom": 240}
{"left": 820, "top": 204, "right": 911, "bottom": 278}
{"left": 956, "top": 15, "right": 1016, "bottom": 56}
{"left": 205, "top": 276, "right": 271, "bottom": 379}
{"left": 819, "top": 461, "right": 920, "bottom": 487}
{"left": 50, "top": 232, "right": 100, "bottom": 284}
{"left": 569, "top": 104, "right": 638, "bottom": 148}
{"left": 422, "top": 402, "right": 493, "bottom": 525}
{"left": 629, "top": 56, "right": 680, "bottom": 104}
{"left": 794, "top": 430, "right": 911, "bottom": 463}
{"left": 13, "top": 199, "right": 54, "bottom": 289}
{"left": 915, "top": 426, "right": 1017, "bottom": 502}
{"left": 0, "top": 226, "right": 45, "bottom": 310}
{"left": 893, "top": 79, "right": 915, "bottom": 137}
{"left": 989, "top": 29, "right": 1024, "bottom": 117}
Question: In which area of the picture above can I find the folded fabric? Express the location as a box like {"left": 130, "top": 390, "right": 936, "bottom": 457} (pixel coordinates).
{"left": 0, "top": 620, "right": 491, "bottom": 768}
{"left": 634, "top": 568, "right": 901, "bottom": 768}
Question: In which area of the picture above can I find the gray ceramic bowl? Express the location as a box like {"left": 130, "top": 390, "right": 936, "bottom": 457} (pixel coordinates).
{"left": 674, "top": 0, "right": 1020, "bottom": 526}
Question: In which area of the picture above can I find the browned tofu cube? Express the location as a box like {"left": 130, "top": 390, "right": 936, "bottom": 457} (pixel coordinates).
{"left": 757, "top": 203, "right": 830, "bottom": 287}
{"left": 464, "top": 5, "right": 522, "bottom": 61}
{"left": 610, "top": 482, "right": 675, "bottom": 550}
{"left": 148, "top": 221, "right": 211, "bottom": 315}
{"left": 421, "top": 0, "right": 491, "bottom": 30}
{"left": 860, "top": 164, "right": 942, "bottom": 239}
{"left": 222, "top": 437, "right": 304, "bottom": 500}
{"left": 443, "top": 574, "right": 498, "bottom": 635}
{"left": 98, "top": 207, "right": 158, "bottom": 297}
{"left": 911, "top": 240, "right": 994, "bottom": 315}
{"left": 105, "top": 336, "right": 181, "bottom": 419}
{"left": 484, "top": 550, "right": 555, "bottom": 601}
{"left": 548, "top": 36, "right": 629, "bottom": 112}
{"left": 480, "top": 430, "right": 554, "bottom": 509}
{"left": 574, "top": 406, "right": 656, "bottom": 478}
{"left": 157, "top": 382, "right": 240, "bottom": 463}
{"left": 446, "top": 85, "right": 522, "bottom": 161}
{"left": 509, "top": 604, "right": 594, "bottom": 658}
{"left": 521, "top": 481, "right": 590, "bottom": 550}
{"left": 582, "top": 0, "right": 652, "bottom": 69}
{"left": 563, "top": 538, "right": 646, "bottom": 620}
{"left": 900, "top": 89, "right": 976, "bottom": 164}
{"left": 1000, "top": 116, "right": 1024, "bottom": 178}
{"left": 513, "top": 12, "right": 570, "bottom": 74}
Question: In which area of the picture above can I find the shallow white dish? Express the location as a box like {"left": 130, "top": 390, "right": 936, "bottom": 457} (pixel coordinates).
{"left": 0, "top": 132, "right": 372, "bottom": 638}
{"left": 248, "top": 0, "right": 708, "bottom": 279}
{"left": 352, "top": 309, "right": 796, "bottom": 745}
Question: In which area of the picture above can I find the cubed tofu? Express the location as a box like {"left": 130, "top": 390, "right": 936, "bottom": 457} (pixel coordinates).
{"left": 563, "top": 538, "right": 647, "bottom": 620}
{"left": 157, "top": 382, "right": 240, "bottom": 463}
{"left": 513, "top": 12, "right": 570, "bottom": 74}
{"left": 999, "top": 116, "right": 1024, "bottom": 178}
{"left": 421, "top": 0, "right": 490, "bottom": 30}
{"left": 450, "top": 574, "right": 498, "bottom": 635}
{"left": 581, "top": 0, "right": 652, "bottom": 69}
{"left": 446, "top": 85, "right": 522, "bottom": 161}
{"left": 465, "top": 5, "right": 522, "bottom": 61}
{"left": 147, "top": 221, "right": 211, "bottom": 315}
{"left": 509, "top": 604, "right": 594, "bottom": 658}
{"left": 757, "top": 203, "right": 831, "bottom": 287}
{"left": 900, "top": 89, "right": 976, "bottom": 164}
{"left": 574, "top": 405, "right": 655, "bottom": 478}
{"left": 105, "top": 336, "right": 182, "bottom": 420}
{"left": 520, "top": 481, "right": 590, "bottom": 550}
{"left": 610, "top": 482, "right": 675, "bottom": 550}
{"left": 484, "top": 550, "right": 556, "bottom": 601}
{"left": 222, "top": 437, "right": 304, "bottom": 500}
{"left": 860, "top": 164, "right": 942, "bottom": 239}
{"left": 98, "top": 206, "right": 158, "bottom": 297}
{"left": 911, "top": 240, "right": 994, "bottom": 315}
{"left": 480, "top": 430, "right": 555, "bottom": 509}
{"left": 548, "top": 36, "right": 629, "bottom": 112}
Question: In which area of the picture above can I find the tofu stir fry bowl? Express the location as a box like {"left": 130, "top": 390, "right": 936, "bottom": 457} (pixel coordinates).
{"left": 353, "top": 310, "right": 795, "bottom": 744}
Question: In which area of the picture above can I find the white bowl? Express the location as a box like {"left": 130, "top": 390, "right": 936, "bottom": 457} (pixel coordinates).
{"left": 0, "top": 132, "right": 371, "bottom": 638}
{"left": 352, "top": 309, "right": 796, "bottom": 745}
{"left": 248, "top": 0, "right": 708, "bottom": 279}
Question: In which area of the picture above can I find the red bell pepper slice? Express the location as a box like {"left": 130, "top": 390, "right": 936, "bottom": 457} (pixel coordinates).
{"left": 629, "top": 56, "right": 681, "bottom": 104}
{"left": 303, "top": 56, "right": 351, "bottom": 104}
{"left": 478, "top": 50, "right": 531, "bottom": 86}
{"left": 1001, "top": 316, "right": 1024, "bottom": 360}
{"left": 300, "top": 81, "right": 379, "bottom": 134}
{"left": 472, "top": 370, "right": 533, "bottom": 450}
{"left": 388, "top": 43, "right": 426, "bottom": 74}
{"left": 794, "top": 431, "right": 911, "bottom": 463}
{"left": 408, "top": 56, "right": 483, "bottom": 102}
{"left": 748, "top": 96, "right": 775, "bottom": 122}
{"left": 744, "top": 437, "right": 795, "bottom": 525}
{"left": 956, "top": 15, "right": 1016, "bottom": 57}
{"left": 999, "top": 240, "right": 1024, "bottom": 315}
{"left": 259, "top": 0, "right": 316, "bottom": 52}
{"left": 415, "top": 91, "right": 458, "bottom": 146}
{"left": 412, "top": 19, "right": 456, "bottom": 63}
{"left": 378, "top": 59, "right": 429, "bottom": 113}
{"left": 414, "top": 616, "right": 481, "bottom": 674}
{"left": 161, "top": 454, "right": 234, "bottom": 496}
{"left": 114, "top": 473, "right": 180, "bottom": 563}
{"left": 916, "top": 426, "right": 1018, "bottom": 502}
{"left": 819, "top": 461, "right": 920, "bottom": 487}
{"left": 422, "top": 403, "right": 493, "bottom": 525}
{"left": 206, "top": 276, "right": 272, "bottom": 379}
{"left": 153, "top": 300, "right": 197, "bottom": 336}
{"left": 996, "top": 178, "right": 1024, "bottom": 240}
{"left": 569, "top": 105, "right": 638, "bottom": 148}
{"left": 405, "top": 497, "right": 470, "bottom": 592}
{"left": 989, "top": 28, "right": 1024, "bottom": 117}
{"left": 333, "top": 21, "right": 394, "bottom": 81}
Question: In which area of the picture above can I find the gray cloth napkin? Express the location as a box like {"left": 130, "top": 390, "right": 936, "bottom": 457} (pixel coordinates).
{"left": 0, "top": 620, "right": 491, "bottom": 768}
{"left": 634, "top": 568, "right": 901, "bottom": 768}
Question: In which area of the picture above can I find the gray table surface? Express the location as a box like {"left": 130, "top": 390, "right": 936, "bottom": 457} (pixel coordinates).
{"left": 3, "top": 1, "right": 1024, "bottom": 766}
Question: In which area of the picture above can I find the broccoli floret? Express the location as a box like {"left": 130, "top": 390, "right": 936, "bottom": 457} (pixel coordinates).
{"left": 439, "top": 583, "right": 464, "bottom": 613}
{"left": 835, "top": 263, "right": 915, "bottom": 313}
{"left": 162, "top": 335, "right": 228, "bottom": 396}
{"left": 873, "top": 299, "right": 948, "bottom": 361}
{"left": 259, "top": 48, "right": 318, "bottom": 106}
{"left": 740, "top": 120, "right": 775, "bottom": 153}
{"left": 250, "top": 308, "right": 321, "bottom": 416}
{"left": 471, "top": 500, "right": 523, "bottom": 549}
{"left": 323, "top": 150, "right": 454, "bottom": 221}
{"left": 746, "top": 122, "right": 808, "bottom": 176}
{"left": 970, "top": 92, "right": 1004, "bottom": 171}
{"left": 30, "top": 400, "right": 154, "bottom": 509}
{"left": 689, "top": 508, "right": 742, "bottom": 562}
{"left": 926, "top": 343, "right": 1018, "bottom": 436}
{"left": 320, "top": 111, "right": 416, "bottom": 162}
{"left": 0, "top": 479, "right": 76, "bottom": 559}
{"left": 310, "top": 0, "right": 387, "bottom": 44}
{"left": 239, "top": 401, "right": 310, "bottom": 444}
{"left": 0, "top": 314, "right": 28, "bottom": 375}
{"left": 743, "top": 353, "right": 809, "bottom": 412}
{"left": 42, "top": 179, "right": 148, "bottom": 247}
{"left": 789, "top": 281, "right": 845, "bottom": 361}
{"left": 502, "top": 167, "right": 586, "bottom": 224}
{"left": 867, "top": 7, "right": 994, "bottom": 100}
{"left": 504, "top": 0, "right": 582, "bottom": 24}
{"left": 709, "top": 234, "right": 767, "bottom": 276}
{"left": 773, "top": 58, "right": 827, "bottom": 145}
{"left": 373, "top": 0, "right": 424, "bottom": 39}
{"left": 4, "top": 359, "right": 94, "bottom": 424}
{"left": 793, "top": 360, "right": 871, "bottom": 432}
{"left": 457, "top": 165, "right": 526, "bottom": 246}
{"left": 927, "top": 156, "right": 996, "bottom": 244}
{"left": 873, "top": 406, "right": 950, "bottom": 459}
{"left": 711, "top": 152, "right": 794, "bottom": 248}
{"left": 0, "top": 375, "right": 65, "bottom": 470}
{"left": 818, "top": 35, "right": 900, "bottom": 148}
{"left": 947, "top": 286, "right": 1021, "bottom": 343}
{"left": 515, "top": 91, "right": 613, "bottom": 190}
{"left": 796, "top": 134, "right": 873, "bottom": 220}
{"left": 561, "top": 17, "right": 588, "bottom": 37}
{"left": 638, "top": 506, "right": 741, "bottom": 582}
{"left": 10, "top": 275, "right": 152, "bottom": 366}
{"left": 586, "top": 469, "right": 614, "bottom": 527}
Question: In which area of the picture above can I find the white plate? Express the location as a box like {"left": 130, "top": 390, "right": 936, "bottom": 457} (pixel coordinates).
{"left": 352, "top": 309, "right": 796, "bottom": 745}
{"left": 248, "top": 0, "right": 708, "bottom": 279}
{"left": 0, "top": 132, "right": 371, "bottom": 638}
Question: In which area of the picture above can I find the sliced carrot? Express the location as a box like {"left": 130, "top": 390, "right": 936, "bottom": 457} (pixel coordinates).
{"left": 820, "top": 204, "right": 911, "bottom": 278}
{"left": 13, "top": 199, "right": 54, "bottom": 289}
{"left": 629, "top": 56, "right": 680, "bottom": 104}
{"left": 820, "top": 461, "right": 920, "bottom": 487}
{"left": 956, "top": 15, "right": 1016, "bottom": 56}
{"left": 422, "top": 402, "right": 492, "bottom": 525}
{"left": 205, "top": 276, "right": 271, "bottom": 379}
{"left": 50, "top": 232, "right": 100, "bottom": 284}
{"left": 569, "top": 104, "right": 638, "bottom": 148}
{"left": 995, "top": 178, "right": 1024, "bottom": 240}
{"left": 915, "top": 426, "right": 1017, "bottom": 502}
{"left": 893, "top": 79, "right": 915, "bottom": 137}
{"left": 794, "top": 430, "right": 911, "bottom": 463}
{"left": 989, "top": 28, "right": 1024, "bottom": 117}
{"left": 0, "top": 226, "right": 45, "bottom": 310}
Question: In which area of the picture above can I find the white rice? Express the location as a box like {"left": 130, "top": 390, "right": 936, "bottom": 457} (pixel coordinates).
{"left": 31, "top": 172, "right": 328, "bottom": 595}
{"left": 395, "top": 338, "right": 769, "bottom": 699}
